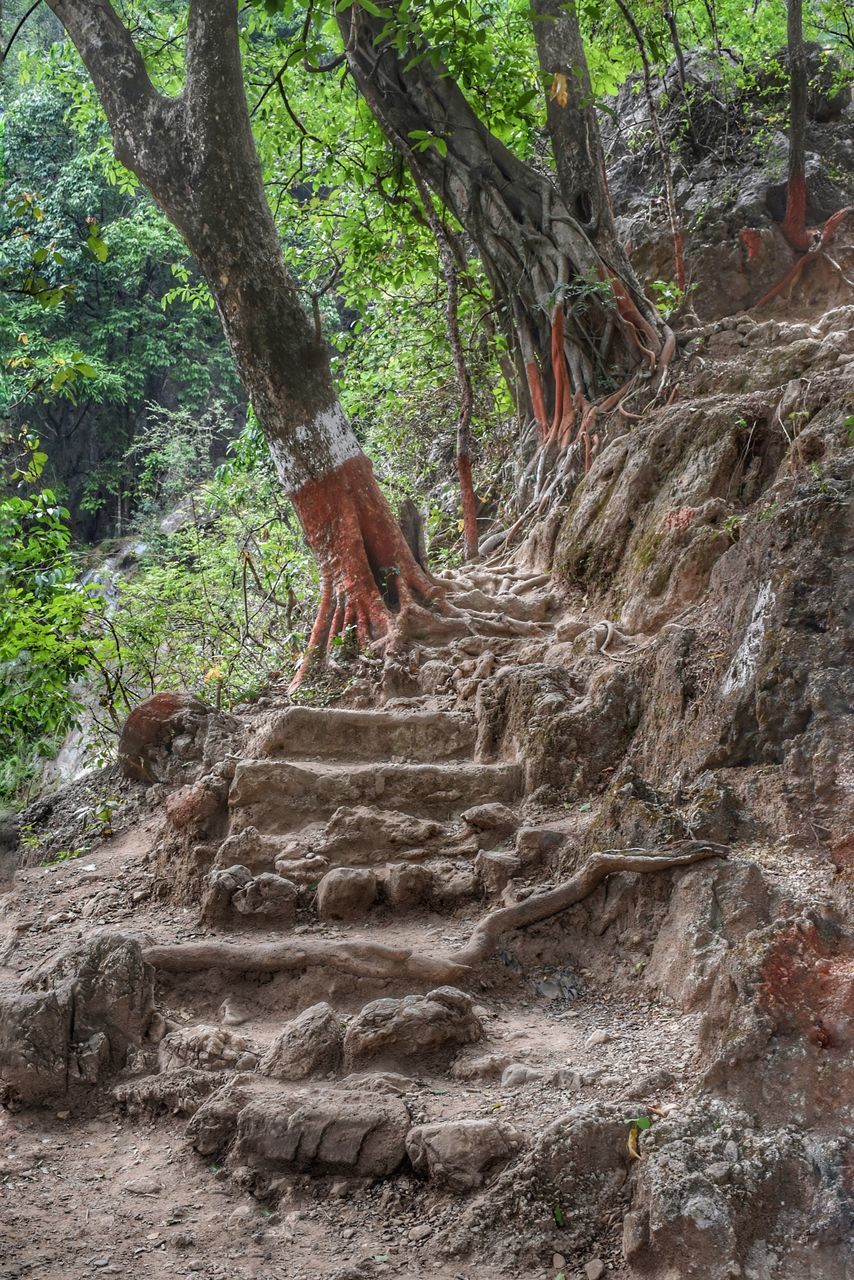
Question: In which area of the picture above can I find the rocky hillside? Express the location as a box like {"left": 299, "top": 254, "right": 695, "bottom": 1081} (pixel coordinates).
{"left": 1, "top": 227, "right": 853, "bottom": 1278}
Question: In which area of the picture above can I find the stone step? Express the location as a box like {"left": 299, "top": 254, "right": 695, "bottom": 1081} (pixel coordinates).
{"left": 248, "top": 706, "right": 477, "bottom": 763}
{"left": 229, "top": 759, "right": 523, "bottom": 828}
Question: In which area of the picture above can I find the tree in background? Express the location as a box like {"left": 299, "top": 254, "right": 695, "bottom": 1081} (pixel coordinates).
{"left": 338, "top": 0, "right": 673, "bottom": 494}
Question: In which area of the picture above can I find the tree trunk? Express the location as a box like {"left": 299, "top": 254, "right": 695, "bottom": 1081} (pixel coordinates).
{"left": 782, "top": 0, "right": 810, "bottom": 252}
{"left": 530, "top": 0, "right": 622, "bottom": 266}
{"left": 338, "top": 2, "right": 669, "bottom": 504}
{"left": 47, "top": 0, "right": 437, "bottom": 676}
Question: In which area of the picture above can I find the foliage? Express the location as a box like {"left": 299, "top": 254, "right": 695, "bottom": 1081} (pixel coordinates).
{"left": 0, "top": 429, "right": 93, "bottom": 803}
{"left": 83, "top": 412, "right": 317, "bottom": 743}
{"left": 0, "top": 80, "right": 241, "bottom": 537}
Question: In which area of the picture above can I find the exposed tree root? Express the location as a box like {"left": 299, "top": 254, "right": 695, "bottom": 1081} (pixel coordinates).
{"left": 142, "top": 842, "right": 728, "bottom": 988}
{"left": 290, "top": 454, "right": 445, "bottom": 688}
{"left": 451, "top": 840, "right": 729, "bottom": 967}
{"left": 142, "top": 937, "right": 470, "bottom": 985}
{"left": 753, "top": 207, "right": 853, "bottom": 310}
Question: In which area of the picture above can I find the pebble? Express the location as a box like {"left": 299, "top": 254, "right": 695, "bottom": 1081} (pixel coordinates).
{"left": 228, "top": 1206, "right": 254, "bottom": 1226}
{"left": 552, "top": 1253, "right": 566, "bottom": 1269}
{"left": 585, "top": 1261, "right": 606, "bottom": 1280}
{"left": 408, "top": 1224, "right": 432, "bottom": 1242}
{"left": 585, "top": 1030, "right": 612, "bottom": 1048}
{"left": 125, "top": 1175, "right": 163, "bottom": 1195}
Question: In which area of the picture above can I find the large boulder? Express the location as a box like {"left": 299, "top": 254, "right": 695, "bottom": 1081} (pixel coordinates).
{"left": 625, "top": 1103, "right": 851, "bottom": 1280}
{"left": 1, "top": 932, "right": 155, "bottom": 1105}
{"left": 344, "top": 987, "right": 482, "bottom": 1067}
{"left": 118, "top": 692, "right": 214, "bottom": 783}
{"left": 316, "top": 867, "right": 378, "bottom": 922}
{"left": 187, "top": 1077, "right": 410, "bottom": 1179}
{"left": 259, "top": 1003, "right": 343, "bottom": 1081}
{"left": 232, "top": 872, "right": 299, "bottom": 922}
{"left": 406, "top": 1118, "right": 524, "bottom": 1191}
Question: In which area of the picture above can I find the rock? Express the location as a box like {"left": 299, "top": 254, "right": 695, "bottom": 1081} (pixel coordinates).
{"left": 450, "top": 1052, "right": 512, "bottom": 1082}
{"left": 312, "top": 806, "right": 446, "bottom": 866}
{"left": 219, "top": 999, "right": 250, "bottom": 1027}
{"left": 338, "top": 1070, "right": 415, "bottom": 1098}
{"left": 406, "top": 1118, "right": 524, "bottom": 1191}
{"left": 698, "top": 911, "right": 853, "bottom": 1126}
{"left": 187, "top": 1078, "right": 410, "bottom": 1179}
{"left": 475, "top": 850, "right": 521, "bottom": 896}
{"left": 501, "top": 1063, "right": 544, "bottom": 1088}
{"left": 408, "top": 1224, "right": 432, "bottom": 1242}
{"left": 1, "top": 932, "right": 155, "bottom": 1104}
{"left": 125, "top": 1175, "right": 163, "bottom": 1195}
{"left": 0, "top": 810, "right": 21, "bottom": 887}
{"left": 158, "top": 1024, "right": 258, "bottom": 1073}
{"left": 259, "top": 1003, "right": 343, "bottom": 1081}
{"left": 585, "top": 1030, "right": 611, "bottom": 1048}
{"left": 232, "top": 873, "right": 298, "bottom": 921}
{"left": 118, "top": 692, "right": 213, "bottom": 782}
{"left": 344, "top": 987, "right": 482, "bottom": 1066}
{"left": 274, "top": 854, "right": 330, "bottom": 885}
{"left": 200, "top": 863, "right": 252, "bottom": 923}
{"left": 418, "top": 659, "right": 453, "bottom": 694}
{"left": 626, "top": 1102, "right": 849, "bottom": 1279}
{"left": 115, "top": 1068, "right": 228, "bottom": 1118}
{"left": 427, "top": 859, "right": 478, "bottom": 905}
{"left": 443, "top": 1104, "right": 630, "bottom": 1260}
{"left": 383, "top": 862, "right": 433, "bottom": 911}
{"left": 515, "top": 825, "right": 565, "bottom": 867}
{"left": 585, "top": 1261, "right": 605, "bottom": 1280}
{"left": 316, "top": 867, "right": 378, "bottom": 922}
{"left": 461, "top": 802, "right": 518, "bottom": 842}
{"left": 164, "top": 777, "right": 226, "bottom": 834}
{"left": 554, "top": 618, "right": 587, "bottom": 642}
{"left": 0, "top": 989, "right": 70, "bottom": 1104}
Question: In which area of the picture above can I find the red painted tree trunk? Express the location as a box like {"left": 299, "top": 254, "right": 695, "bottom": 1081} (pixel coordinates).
{"left": 48, "top": 0, "right": 438, "bottom": 680}
{"left": 782, "top": 0, "right": 811, "bottom": 252}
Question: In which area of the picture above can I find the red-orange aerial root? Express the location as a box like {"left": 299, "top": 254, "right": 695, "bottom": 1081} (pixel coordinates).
{"left": 289, "top": 454, "right": 443, "bottom": 688}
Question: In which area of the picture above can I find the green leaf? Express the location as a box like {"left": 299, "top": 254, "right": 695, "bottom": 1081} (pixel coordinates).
{"left": 86, "top": 233, "right": 108, "bottom": 263}
{"left": 552, "top": 1204, "right": 566, "bottom": 1228}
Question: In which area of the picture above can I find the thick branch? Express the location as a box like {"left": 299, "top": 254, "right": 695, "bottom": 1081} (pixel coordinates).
{"left": 46, "top": 0, "right": 162, "bottom": 171}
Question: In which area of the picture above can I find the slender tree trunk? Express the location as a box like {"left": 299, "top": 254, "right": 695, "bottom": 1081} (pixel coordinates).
{"left": 530, "top": 0, "right": 622, "bottom": 264}
{"left": 47, "top": 0, "right": 438, "bottom": 677}
{"left": 782, "top": 0, "right": 810, "bottom": 252}
{"left": 614, "top": 0, "right": 686, "bottom": 290}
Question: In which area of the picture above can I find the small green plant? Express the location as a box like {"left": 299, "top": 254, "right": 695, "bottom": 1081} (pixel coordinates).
{"left": 650, "top": 278, "right": 684, "bottom": 319}
{"left": 75, "top": 796, "right": 120, "bottom": 837}
{"left": 808, "top": 462, "right": 829, "bottom": 495}
{"left": 713, "top": 514, "right": 745, "bottom": 542}
{"left": 757, "top": 501, "right": 780, "bottom": 523}
{"left": 43, "top": 847, "right": 85, "bottom": 865}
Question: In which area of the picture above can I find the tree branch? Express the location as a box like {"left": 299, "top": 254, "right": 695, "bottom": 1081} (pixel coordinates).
{"left": 45, "top": 0, "right": 162, "bottom": 170}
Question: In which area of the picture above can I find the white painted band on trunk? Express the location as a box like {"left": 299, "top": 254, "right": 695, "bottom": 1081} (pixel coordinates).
{"left": 269, "top": 402, "right": 362, "bottom": 493}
